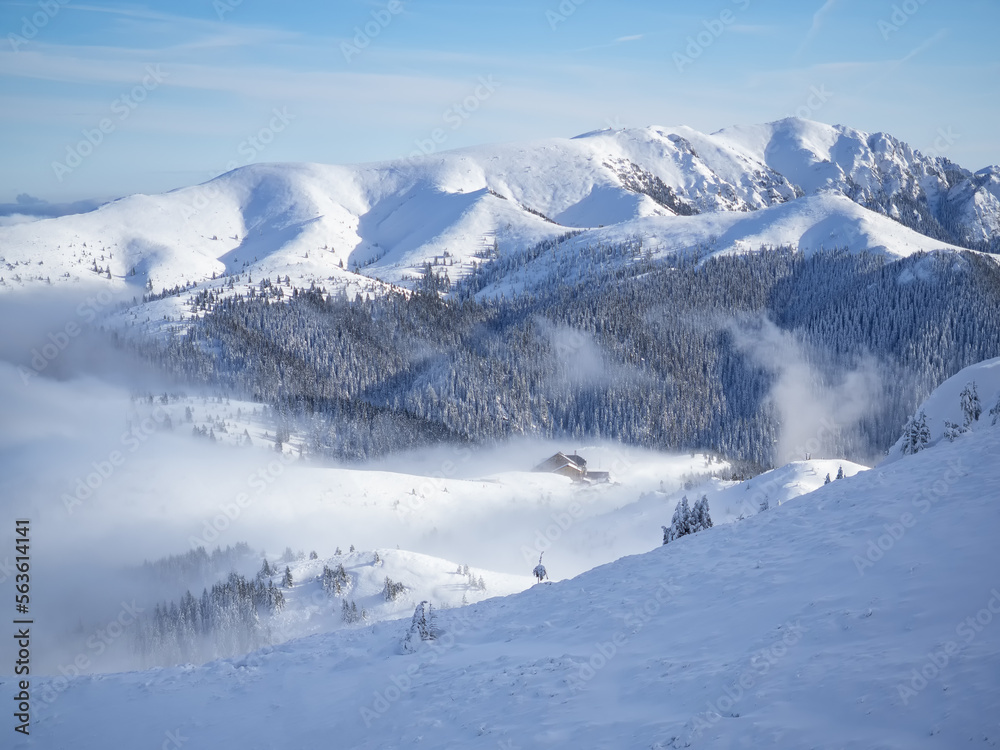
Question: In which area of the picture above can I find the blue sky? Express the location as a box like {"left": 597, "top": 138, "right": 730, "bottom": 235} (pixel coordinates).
{"left": 1, "top": 0, "right": 998, "bottom": 202}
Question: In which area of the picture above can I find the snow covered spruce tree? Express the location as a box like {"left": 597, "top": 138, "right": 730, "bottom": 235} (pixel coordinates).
{"left": 901, "top": 411, "right": 931, "bottom": 455}
{"left": 383, "top": 576, "right": 406, "bottom": 601}
{"left": 320, "top": 564, "right": 349, "bottom": 596}
{"left": 663, "top": 495, "right": 711, "bottom": 544}
{"left": 961, "top": 382, "right": 982, "bottom": 428}
{"left": 401, "top": 601, "right": 437, "bottom": 653}
{"left": 692, "top": 495, "right": 713, "bottom": 531}
{"left": 991, "top": 393, "right": 1000, "bottom": 426}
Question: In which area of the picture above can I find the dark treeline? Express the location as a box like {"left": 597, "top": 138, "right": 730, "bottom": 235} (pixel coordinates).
{"left": 133, "top": 572, "right": 285, "bottom": 667}
{"left": 126, "top": 245, "right": 1000, "bottom": 466}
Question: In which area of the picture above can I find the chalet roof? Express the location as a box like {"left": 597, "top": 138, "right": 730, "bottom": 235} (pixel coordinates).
{"left": 533, "top": 451, "right": 588, "bottom": 473}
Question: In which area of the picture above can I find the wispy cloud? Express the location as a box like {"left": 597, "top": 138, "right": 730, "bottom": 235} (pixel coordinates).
{"left": 795, "top": 0, "right": 839, "bottom": 60}
{"left": 576, "top": 34, "right": 647, "bottom": 53}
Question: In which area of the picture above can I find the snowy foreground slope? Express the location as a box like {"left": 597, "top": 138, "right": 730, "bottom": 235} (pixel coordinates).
{"left": 1, "top": 117, "right": 994, "bottom": 304}
{"left": 11, "top": 418, "right": 998, "bottom": 747}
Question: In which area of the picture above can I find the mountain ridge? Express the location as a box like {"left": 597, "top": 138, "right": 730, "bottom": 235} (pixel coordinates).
{"left": 1, "top": 117, "right": 997, "bottom": 305}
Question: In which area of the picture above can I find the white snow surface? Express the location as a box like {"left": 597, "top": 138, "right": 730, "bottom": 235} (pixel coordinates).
{"left": 0, "top": 118, "right": 981, "bottom": 308}
{"left": 884, "top": 356, "right": 1000, "bottom": 463}
{"left": 8, "top": 416, "right": 999, "bottom": 748}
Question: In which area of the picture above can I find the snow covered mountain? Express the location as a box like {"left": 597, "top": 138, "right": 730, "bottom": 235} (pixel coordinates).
{"left": 1, "top": 118, "right": 996, "bottom": 303}
{"left": 12, "top": 375, "right": 999, "bottom": 749}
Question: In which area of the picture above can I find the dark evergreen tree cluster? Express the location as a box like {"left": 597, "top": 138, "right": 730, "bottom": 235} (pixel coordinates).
{"left": 133, "top": 572, "right": 284, "bottom": 667}
{"left": 139, "top": 543, "right": 257, "bottom": 591}
{"left": 383, "top": 576, "right": 406, "bottom": 601}
{"left": 124, "top": 246, "right": 1000, "bottom": 467}
{"left": 321, "top": 564, "right": 350, "bottom": 596}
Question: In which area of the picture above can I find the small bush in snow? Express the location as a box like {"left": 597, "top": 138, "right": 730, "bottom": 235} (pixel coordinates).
{"left": 944, "top": 421, "right": 965, "bottom": 442}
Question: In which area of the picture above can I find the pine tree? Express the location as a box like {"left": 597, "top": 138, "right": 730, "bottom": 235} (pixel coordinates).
{"left": 960, "top": 382, "right": 982, "bottom": 428}
{"left": 383, "top": 576, "right": 406, "bottom": 601}
{"left": 402, "top": 601, "right": 437, "bottom": 651}
{"left": 679, "top": 496, "right": 692, "bottom": 533}
{"left": 693, "top": 496, "right": 713, "bottom": 531}
{"left": 824, "top": 473, "right": 831, "bottom": 484}
{"left": 282, "top": 566, "right": 293, "bottom": 588}
{"left": 836, "top": 465, "right": 844, "bottom": 480}
{"left": 901, "top": 411, "right": 930, "bottom": 455}
{"left": 991, "top": 393, "right": 1000, "bottom": 426}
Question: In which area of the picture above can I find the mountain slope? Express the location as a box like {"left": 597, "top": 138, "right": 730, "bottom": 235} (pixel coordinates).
{"left": 1, "top": 118, "right": 994, "bottom": 304}
{"left": 884, "top": 355, "right": 1000, "bottom": 463}
{"left": 715, "top": 118, "right": 1000, "bottom": 251}
{"left": 14, "top": 404, "right": 1000, "bottom": 749}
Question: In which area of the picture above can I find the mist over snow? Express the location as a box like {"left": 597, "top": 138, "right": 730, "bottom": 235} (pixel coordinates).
{"left": 0, "top": 114, "right": 998, "bottom": 747}
{"left": 729, "top": 315, "right": 886, "bottom": 464}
